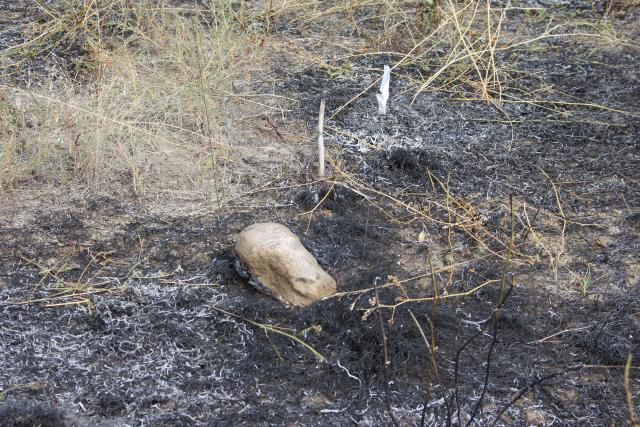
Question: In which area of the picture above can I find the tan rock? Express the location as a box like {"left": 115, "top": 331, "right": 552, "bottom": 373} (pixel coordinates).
{"left": 300, "top": 391, "right": 331, "bottom": 409}
{"left": 523, "top": 409, "right": 550, "bottom": 425}
{"left": 235, "top": 223, "right": 336, "bottom": 307}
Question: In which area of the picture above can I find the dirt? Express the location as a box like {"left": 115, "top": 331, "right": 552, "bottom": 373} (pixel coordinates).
{"left": 1, "top": 1, "right": 640, "bottom": 426}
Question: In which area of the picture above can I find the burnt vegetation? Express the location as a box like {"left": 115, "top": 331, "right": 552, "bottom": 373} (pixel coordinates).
{"left": 1, "top": 0, "right": 639, "bottom": 426}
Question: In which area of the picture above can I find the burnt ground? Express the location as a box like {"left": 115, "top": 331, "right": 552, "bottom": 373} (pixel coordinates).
{"left": 1, "top": 1, "right": 640, "bottom": 426}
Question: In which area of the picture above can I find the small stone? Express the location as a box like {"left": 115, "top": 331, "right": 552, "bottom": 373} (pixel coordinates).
{"left": 300, "top": 391, "right": 331, "bottom": 409}
{"left": 523, "top": 409, "right": 549, "bottom": 425}
{"left": 235, "top": 223, "right": 336, "bottom": 307}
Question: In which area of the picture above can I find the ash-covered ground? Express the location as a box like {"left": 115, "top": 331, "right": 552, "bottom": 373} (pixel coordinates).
{"left": 1, "top": 1, "right": 640, "bottom": 426}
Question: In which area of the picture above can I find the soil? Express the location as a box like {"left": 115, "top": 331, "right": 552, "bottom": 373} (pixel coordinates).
{"left": 1, "top": 1, "right": 639, "bottom": 426}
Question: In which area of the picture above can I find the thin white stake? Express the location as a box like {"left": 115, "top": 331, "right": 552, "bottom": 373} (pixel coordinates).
{"left": 317, "top": 99, "right": 326, "bottom": 178}
{"left": 377, "top": 64, "right": 391, "bottom": 114}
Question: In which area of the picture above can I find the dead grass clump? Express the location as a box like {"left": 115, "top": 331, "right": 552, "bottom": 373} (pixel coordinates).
{"left": 1, "top": 1, "right": 291, "bottom": 207}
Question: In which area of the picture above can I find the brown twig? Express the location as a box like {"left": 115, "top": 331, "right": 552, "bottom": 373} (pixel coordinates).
{"left": 210, "top": 306, "right": 325, "bottom": 362}
{"left": 262, "top": 114, "right": 285, "bottom": 141}
{"left": 625, "top": 353, "right": 640, "bottom": 427}
{"left": 373, "top": 277, "right": 400, "bottom": 427}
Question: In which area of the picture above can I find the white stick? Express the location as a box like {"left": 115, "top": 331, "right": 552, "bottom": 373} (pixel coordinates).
{"left": 317, "top": 99, "right": 326, "bottom": 178}
{"left": 376, "top": 64, "right": 391, "bottom": 115}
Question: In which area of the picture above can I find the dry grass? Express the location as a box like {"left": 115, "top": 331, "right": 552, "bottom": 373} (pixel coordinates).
{"left": 0, "top": 1, "right": 297, "bottom": 209}
{"left": 2, "top": 0, "right": 636, "bottom": 205}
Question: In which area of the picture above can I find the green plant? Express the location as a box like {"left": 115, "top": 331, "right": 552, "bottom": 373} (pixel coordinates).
{"left": 581, "top": 265, "right": 592, "bottom": 296}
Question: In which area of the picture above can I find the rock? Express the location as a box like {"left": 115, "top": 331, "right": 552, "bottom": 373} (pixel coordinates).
{"left": 235, "top": 223, "right": 336, "bottom": 307}
{"left": 300, "top": 391, "right": 331, "bottom": 409}
{"left": 523, "top": 408, "right": 550, "bottom": 425}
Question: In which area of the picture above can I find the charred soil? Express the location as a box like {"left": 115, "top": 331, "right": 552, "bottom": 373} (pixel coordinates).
{"left": 1, "top": 0, "right": 639, "bottom": 426}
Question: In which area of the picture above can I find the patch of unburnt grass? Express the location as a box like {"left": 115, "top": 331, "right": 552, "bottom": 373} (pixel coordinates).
{"left": 1, "top": 1, "right": 300, "bottom": 212}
